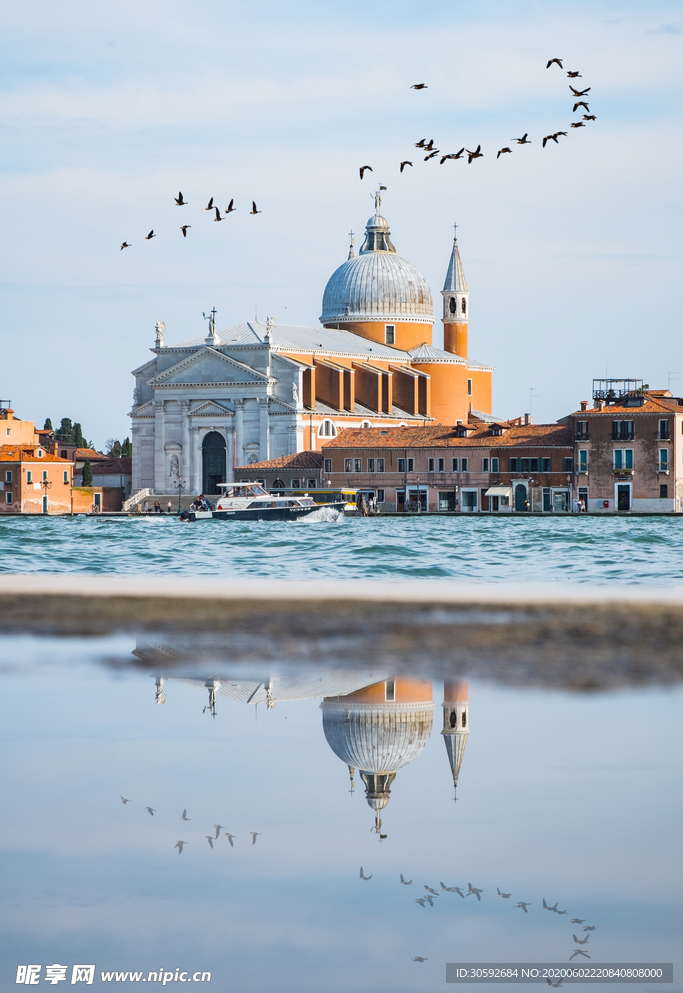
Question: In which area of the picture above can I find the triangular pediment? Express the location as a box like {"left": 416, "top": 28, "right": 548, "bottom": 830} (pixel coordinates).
{"left": 191, "top": 401, "right": 234, "bottom": 416}
{"left": 149, "top": 348, "right": 268, "bottom": 387}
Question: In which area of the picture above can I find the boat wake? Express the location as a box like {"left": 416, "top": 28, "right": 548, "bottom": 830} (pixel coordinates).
{"left": 298, "top": 507, "right": 346, "bottom": 523}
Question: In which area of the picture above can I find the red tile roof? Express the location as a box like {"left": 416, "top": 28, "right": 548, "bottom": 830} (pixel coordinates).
{"left": 0, "top": 445, "right": 72, "bottom": 463}
{"left": 236, "top": 451, "right": 323, "bottom": 471}
{"left": 74, "top": 448, "right": 107, "bottom": 460}
{"left": 90, "top": 457, "right": 132, "bottom": 474}
{"left": 570, "top": 394, "right": 683, "bottom": 415}
{"left": 322, "top": 423, "right": 572, "bottom": 449}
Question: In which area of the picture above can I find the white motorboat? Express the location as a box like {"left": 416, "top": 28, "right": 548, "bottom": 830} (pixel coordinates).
{"left": 188, "top": 482, "right": 345, "bottom": 522}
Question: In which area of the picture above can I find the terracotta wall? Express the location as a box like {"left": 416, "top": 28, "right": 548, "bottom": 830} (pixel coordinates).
{"left": 325, "top": 320, "right": 433, "bottom": 351}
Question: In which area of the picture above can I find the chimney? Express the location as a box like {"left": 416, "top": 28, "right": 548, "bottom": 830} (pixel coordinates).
{"left": 580, "top": 400, "right": 588, "bottom": 412}
{"left": 596, "top": 399, "right": 604, "bottom": 411}
{"left": 524, "top": 413, "right": 532, "bottom": 425}
{"left": 0, "top": 407, "right": 13, "bottom": 421}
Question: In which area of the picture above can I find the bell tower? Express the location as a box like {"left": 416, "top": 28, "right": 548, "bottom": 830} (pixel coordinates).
{"left": 441, "top": 226, "right": 469, "bottom": 359}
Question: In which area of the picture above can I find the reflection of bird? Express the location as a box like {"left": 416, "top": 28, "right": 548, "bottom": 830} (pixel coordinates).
{"left": 571, "top": 919, "right": 585, "bottom": 924}
{"left": 543, "top": 899, "right": 558, "bottom": 912}
{"left": 441, "top": 882, "right": 462, "bottom": 893}
{"left": 546, "top": 58, "right": 563, "bottom": 68}
{"left": 120, "top": 797, "right": 131, "bottom": 804}
{"left": 180, "top": 225, "right": 191, "bottom": 237}
{"left": 514, "top": 134, "right": 531, "bottom": 144}
{"left": 214, "top": 825, "right": 223, "bottom": 839}
{"left": 400, "top": 161, "right": 412, "bottom": 172}
{"left": 400, "top": 874, "right": 413, "bottom": 885}
{"left": 555, "top": 909, "right": 567, "bottom": 915}
{"left": 360, "top": 867, "right": 373, "bottom": 880}
{"left": 214, "top": 207, "right": 223, "bottom": 222}
{"left": 411, "top": 83, "right": 428, "bottom": 89}
{"left": 174, "top": 192, "right": 187, "bottom": 205}
{"left": 359, "top": 166, "right": 373, "bottom": 179}
{"left": 145, "top": 807, "right": 155, "bottom": 816}
{"left": 181, "top": 810, "right": 190, "bottom": 821}
{"left": 467, "top": 883, "right": 483, "bottom": 901}
{"left": 516, "top": 902, "right": 531, "bottom": 912}
{"left": 205, "top": 836, "right": 214, "bottom": 849}
{"left": 466, "top": 146, "right": 483, "bottom": 164}
{"left": 175, "top": 840, "right": 187, "bottom": 854}
{"left": 497, "top": 147, "right": 512, "bottom": 158}
{"left": 225, "top": 199, "right": 235, "bottom": 213}
{"left": 452, "top": 886, "right": 465, "bottom": 898}
{"left": 205, "top": 198, "right": 214, "bottom": 210}
{"left": 425, "top": 886, "right": 438, "bottom": 896}
{"left": 250, "top": 832, "right": 261, "bottom": 845}
{"left": 573, "top": 934, "right": 589, "bottom": 945}
{"left": 543, "top": 134, "right": 559, "bottom": 147}
{"left": 570, "top": 951, "right": 591, "bottom": 961}
{"left": 570, "top": 86, "right": 591, "bottom": 97}
{"left": 497, "top": 887, "right": 512, "bottom": 899}
{"left": 145, "top": 230, "right": 156, "bottom": 240}
{"left": 573, "top": 102, "right": 590, "bottom": 113}
{"left": 250, "top": 201, "right": 261, "bottom": 214}
{"left": 415, "top": 898, "right": 427, "bottom": 907}
{"left": 547, "top": 979, "right": 563, "bottom": 988}
{"left": 412, "top": 957, "right": 427, "bottom": 962}
{"left": 583, "top": 926, "right": 597, "bottom": 932}
{"left": 120, "top": 242, "right": 131, "bottom": 250}
{"left": 225, "top": 833, "right": 235, "bottom": 847}
{"left": 424, "top": 894, "right": 435, "bottom": 906}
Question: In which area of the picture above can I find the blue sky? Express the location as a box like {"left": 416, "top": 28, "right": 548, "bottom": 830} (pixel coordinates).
{"left": 1, "top": 0, "right": 682, "bottom": 444}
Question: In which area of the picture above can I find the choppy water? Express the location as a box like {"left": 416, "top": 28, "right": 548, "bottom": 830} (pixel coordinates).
{"left": 1, "top": 514, "right": 683, "bottom": 583}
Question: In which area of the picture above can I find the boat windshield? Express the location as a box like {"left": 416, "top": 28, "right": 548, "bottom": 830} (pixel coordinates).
{"left": 221, "top": 483, "right": 269, "bottom": 498}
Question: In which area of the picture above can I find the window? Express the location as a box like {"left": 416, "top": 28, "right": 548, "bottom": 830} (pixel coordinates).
{"left": 272, "top": 478, "right": 285, "bottom": 488}
{"left": 659, "top": 419, "right": 670, "bottom": 440}
{"left": 509, "top": 458, "right": 518, "bottom": 471}
{"left": 323, "top": 459, "right": 332, "bottom": 473}
{"left": 385, "top": 325, "right": 395, "bottom": 345}
{"left": 42, "top": 470, "right": 48, "bottom": 481}
{"left": 5, "top": 492, "right": 12, "bottom": 504}
{"left": 4, "top": 471, "right": 11, "bottom": 483}
{"left": 428, "top": 458, "right": 435, "bottom": 472}
{"left": 491, "top": 457, "right": 499, "bottom": 472}
{"left": 37, "top": 449, "right": 43, "bottom": 458}
{"left": 6, "top": 428, "right": 11, "bottom": 437}
{"left": 360, "top": 420, "right": 373, "bottom": 429}
{"left": 659, "top": 449, "right": 669, "bottom": 471}
{"left": 438, "top": 458, "right": 445, "bottom": 472}
{"left": 543, "top": 487, "right": 551, "bottom": 512}
{"left": 563, "top": 457, "right": 574, "bottom": 472}
{"left": 481, "top": 458, "right": 489, "bottom": 471}
{"left": 462, "top": 490, "right": 477, "bottom": 510}
{"left": 377, "top": 489, "right": 385, "bottom": 503}
{"left": 451, "top": 458, "right": 458, "bottom": 471}
{"left": 26, "top": 470, "right": 32, "bottom": 483}
{"left": 407, "top": 458, "right": 414, "bottom": 472}
{"left": 660, "top": 484, "right": 668, "bottom": 498}
{"left": 462, "top": 298, "right": 467, "bottom": 315}
{"left": 576, "top": 421, "right": 588, "bottom": 439}
{"left": 377, "top": 458, "right": 385, "bottom": 472}
{"left": 521, "top": 458, "right": 529, "bottom": 472}
{"left": 60, "top": 449, "right": 67, "bottom": 459}
{"left": 354, "top": 458, "right": 362, "bottom": 472}
{"left": 613, "top": 449, "right": 633, "bottom": 469}
{"left": 63, "top": 471, "right": 69, "bottom": 484}
{"left": 398, "top": 458, "right": 406, "bottom": 472}
{"left": 467, "top": 378, "right": 472, "bottom": 396}
{"left": 290, "top": 479, "right": 301, "bottom": 488}
{"left": 612, "top": 420, "right": 634, "bottom": 440}
{"left": 460, "top": 457, "right": 468, "bottom": 472}
{"left": 578, "top": 450, "right": 588, "bottom": 472}
{"left": 385, "top": 678, "right": 396, "bottom": 701}
{"left": 367, "top": 458, "right": 375, "bottom": 472}
{"left": 344, "top": 459, "right": 353, "bottom": 472}
{"left": 307, "top": 478, "right": 317, "bottom": 488}
{"left": 318, "top": 419, "right": 337, "bottom": 438}
{"left": 542, "top": 457, "right": 552, "bottom": 472}
{"left": 449, "top": 296, "right": 456, "bottom": 313}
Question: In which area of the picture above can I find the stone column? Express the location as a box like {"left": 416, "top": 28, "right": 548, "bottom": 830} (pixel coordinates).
{"left": 295, "top": 423, "right": 306, "bottom": 454}
{"left": 226, "top": 423, "right": 235, "bottom": 483}
{"left": 259, "top": 397, "right": 270, "bottom": 462}
{"left": 193, "top": 426, "right": 203, "bottom": 495}
{"left": 234, "top": 400, "right": 245, "bottom": 470}
{"left": 153, "top": 398, "right": 165, "bottom": 493}
{"left": 180, "top": 400, "right": 192, "bottom": 488}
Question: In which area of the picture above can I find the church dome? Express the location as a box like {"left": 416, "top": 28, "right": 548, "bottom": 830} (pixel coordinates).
{"left": 320, "top": 203, "right": 434, "bottom": 326}
{"left": 321, "top": 701, "right": 434, "bottom": 774}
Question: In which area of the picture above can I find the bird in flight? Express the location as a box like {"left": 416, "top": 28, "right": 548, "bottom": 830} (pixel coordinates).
{"left": 554, "top": 130, "right": 568, "bottom": 138}
{"left": 497, "top": 147, "right": 512, "bottom": 158}
{"left": 180, "top": 809, "right": 190, "bottom": 821}
{"left": 573, "top": 101, "right": 590, "bottom": 113}
{"left": 145, "top": 230, "right": 156, "bottom": 240}
{"left": 224, "top": 832, "right": 235, "bottom": 847}
{"left": 400, "top": 874, "right": 413, "bottom": 885}
{"left": 120, "top": 797, "right": 131, "bottom": 804}
{"left": 583, "top": 114, "right": 596, "bottom": 121}
{"left": 467, "top": 883, "right": 483, "bottom": 901}
{"left": 440, "top": 150, "right": 465, "bottom": 163}
{"left": 120, "top": 242, "right": 131, "bottom": 250}
{"left": 546, "top": 58, "right": 563, "bottom": 68}
{"left": 180, "top": 225, "right": 191, "bottom": 237}
{"left": 175, "top": 840, "right": 187, "bottom": 854}
{"left": 205, "top": 836, "right": 214, "bottom": 849}
{"left": 412, "top": 957, "right": 427, "bottom": 962}
{"left": 497, "top": 888, "right": 512, "bottom": 899}
{"left": 225, "top": 199, "right": 235, "bottom": 213}
{"left": 250, "top": 831, "right": 261, "bottom": 845}
{"left": 573, "top": 934, "right": 589, "bottom": 945}
{"left": 174, "top": 192, "right": 187, "bottom": 205}
{"left": 583, "top": 926, "right": 597, "bottom": 932}
{"left": 359, "top": 166, "right": 373, "bottom": 179}
{"left": 214, "top": 207, "right": 223, "bottom": 222}
{"left": 411, "top": 83, "right": 427, "bottom": 89}
{"left": 571, "top": 919, "right": 585, "bottom": 925}
{"left": 424, "top": 150, "right": 440, "bottom": 160}
{"left": 424, "top": 894, "right": 436, "bottom": 906}
{"left": 424, "top": 886, "right": 439, "bottom": 896}
{"left": 547, "top": 979, "right": 563, "bottom": 988}
{"left": 424, "top": 139, "right": 435, "bottom": 151}
{"left": 555, "top": 909, "right": 568, "bottom": 915}
{"left": 542, "top": 134, "right": 559, "bottom": 147}
{"left": 400, "top": 161, "right": 413, "bottom": 172}
{"left": 543, "top": 899, "right": 558, "bottom": 912}
{"left": 570, "top": 85, "right": 591, "bottom": 97}
{"left": 513, "top": 133, "right": 531, "bottom": 144}
{"left": 515, "top": 902, "right": 531, "bottom": 912}
{"left": 567, "top": 71, "right": 582, "bottom": 78}
{"left": 570, "top": 122, "right": 585, "bottom": 128}
{"left": 360, "top": 867, "right": 373, "bottom": 880}
{"left": 570, "top": 951, "right": 591, "bottom": 961}
{"left": 250, "top": 201, "right": 261, "bottom": 214}
{"left": 467, "top": 146, "right": 483, "bottom": 163}
{"left": 440, "top": 882, "right": 461, "bottom": 893}
{"left": 145, "top": 806, "right": 155, "bottom": 816}
{"left": 205, "top": 198, "right": 214, "bottom": 210}
{"left": 214, "top": 825, "right": 223, "bottom": 839}
{"left": 415, "top": 898, "right": 427, "bottom": 907}
{"left": 414, "top": 139, "right": 427, "bottom": 148}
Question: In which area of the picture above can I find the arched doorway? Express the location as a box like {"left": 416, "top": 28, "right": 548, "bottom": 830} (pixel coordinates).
{"left": 202, "top": 432, "right": 226, "bottom": 494}
{"left": 514, "top": 483, "right": 528, "bottom": 512}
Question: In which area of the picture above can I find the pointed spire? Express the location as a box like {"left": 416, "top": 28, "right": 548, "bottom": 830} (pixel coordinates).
{"left": 442, "top": 731, "right": 469, "bottom": 788}
{"left": 347, "top": 230, "right": 355, "bottom": 260}
{"left": 443, "top": 234, "right": 468, "bottom": 292}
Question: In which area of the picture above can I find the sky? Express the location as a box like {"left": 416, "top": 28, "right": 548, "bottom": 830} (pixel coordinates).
{"left": 1, "top": 0, "right": 682, "bottom": 447}
{"left": 0, "top": 638, "right": 681, "bottom": 990}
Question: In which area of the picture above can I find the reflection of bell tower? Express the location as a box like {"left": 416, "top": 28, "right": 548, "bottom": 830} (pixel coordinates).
{"left": 322, "top": 677, "right": 434, "bottom": 835}
{"left": 441, "top": 681, "right": 469, "bottom": 798}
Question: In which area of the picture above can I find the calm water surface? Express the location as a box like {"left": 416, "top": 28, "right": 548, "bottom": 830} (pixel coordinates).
{"left": 2, "top": 514, "right": 683, "bottom": 582}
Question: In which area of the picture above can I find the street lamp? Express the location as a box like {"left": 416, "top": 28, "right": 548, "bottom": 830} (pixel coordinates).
{"left": 173, "top": 477, "right": 185, "bottom": 514}
{"left": 41, "top": 477, "right": 52, "bottom": 515}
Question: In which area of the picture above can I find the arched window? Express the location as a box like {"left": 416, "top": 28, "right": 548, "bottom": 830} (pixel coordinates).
{"left": 399, "top": 422, "right": 408, "bottom": 428}
{"left": 449, "top": 297, "right": 456, "bottom": 314}
{"left": 272, "top": 478, "right": 285, "bottom": 488}
{"left": 449, "top": 710, "right": 457, "bottom": 729}
{"left": 360, "top": 420, "right": 373, "bottom": 429}
{"left": 462, "top": 712, "right": 467, "bottom": 728}
{"left": 318, "top": 419, "right": 337, "bottom": 438}
{"left": 461, "top": 298, "right": 467, "bottom": 315}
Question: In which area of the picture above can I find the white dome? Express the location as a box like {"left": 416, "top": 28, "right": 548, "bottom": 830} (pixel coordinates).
{"left": 321, "top": 701, "right": 434, "bottom": 772}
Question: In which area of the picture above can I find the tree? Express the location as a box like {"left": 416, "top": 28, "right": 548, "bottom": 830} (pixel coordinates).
{"left": 43, "top": 418, "right": 53, "bottom": 431}
{"left": 81, "top": 460, "right": 93, "bottom": 486}
{"left": 73, "top": 423, "right": 85, "bottom": 448}
{"left": 105, "top": 438, "right": 121, "bottom": 457}
{"left": 56, "top": 418, "right": 73, "bottom": 443}
{"left": 121, "top": 437, "right": 132, "bottom": 457}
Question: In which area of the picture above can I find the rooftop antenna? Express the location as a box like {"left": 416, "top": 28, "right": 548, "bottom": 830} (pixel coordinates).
{"left": 453, "top": 221, "right": 458, "bottom": 240}
{"left": 668, "top": 371, "right": 677, "bottom": 392}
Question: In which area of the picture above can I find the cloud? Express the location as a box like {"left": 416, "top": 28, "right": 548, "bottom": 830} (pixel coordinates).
{"left": 647, "top": 21, "right": 683, "bottom": 34}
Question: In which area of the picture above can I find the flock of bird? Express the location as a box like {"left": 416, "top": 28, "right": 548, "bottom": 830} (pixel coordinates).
{"left": 119, "top": 196, "right": 261, "bottom": 250}
{"left": 359, "top": 870, "right": 600, "bottom": 970}
{"left": 120, "top": 796, "right": 261, "bottom": 853}
{"left": 359, "top": 57, "right": 596, "bottom": 179}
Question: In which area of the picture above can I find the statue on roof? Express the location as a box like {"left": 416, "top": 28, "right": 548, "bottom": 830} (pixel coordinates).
{"left": 155, "top": 321, "right": 166, "bottom": 347}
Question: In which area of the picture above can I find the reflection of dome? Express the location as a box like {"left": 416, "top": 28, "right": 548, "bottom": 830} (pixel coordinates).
{"left": 320, "top": 210, "right": 433, "bottom": 325}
